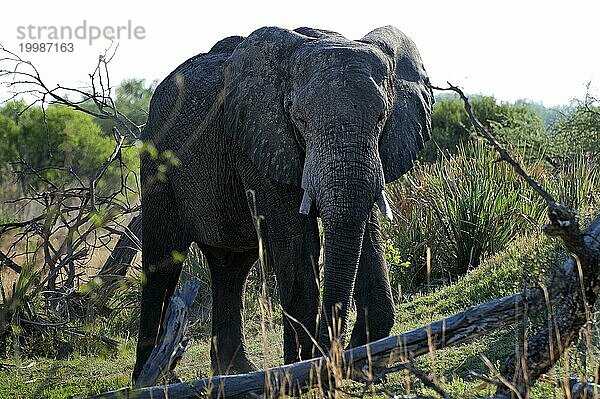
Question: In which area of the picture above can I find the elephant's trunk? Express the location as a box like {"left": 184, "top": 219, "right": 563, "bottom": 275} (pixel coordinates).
{"left": 301, "top": 125, "right": 385, "bottom": 348}
{"left": 318, "top": 217, "right": 366, "bottom": 347}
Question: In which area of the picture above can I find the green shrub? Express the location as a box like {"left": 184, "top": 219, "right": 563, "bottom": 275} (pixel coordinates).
{"left": 420, "top": 94, "right": 546, "bottom": 162}
{"left": 551, "top": 103, "right": 600, "bottom": 159}
{"left": 0, "top": 101, "right": 139, "bottom": 193}
{"left": 385, "top": 140, "right": 548, "bottom": 293}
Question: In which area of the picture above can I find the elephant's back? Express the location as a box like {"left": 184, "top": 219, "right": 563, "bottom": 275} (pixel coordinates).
{"left": 141, "top": 36, "right": 244, "bottom": 151}
{"left": 140, "top": 35, "right": 259, "bottom": 249}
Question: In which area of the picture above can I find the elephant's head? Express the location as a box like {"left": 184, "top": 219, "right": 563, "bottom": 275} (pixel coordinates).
{"left": 223, "top": 26, "right": 433, "bottom": 346}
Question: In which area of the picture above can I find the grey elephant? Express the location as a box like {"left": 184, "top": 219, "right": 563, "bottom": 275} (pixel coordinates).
{"left": 133, "top": 25, "right": 433, "bottom": 381}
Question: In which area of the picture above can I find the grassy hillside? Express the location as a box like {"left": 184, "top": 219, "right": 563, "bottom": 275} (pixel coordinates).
{"left": 1, "top": 233, "right": 589, "bottom": 398}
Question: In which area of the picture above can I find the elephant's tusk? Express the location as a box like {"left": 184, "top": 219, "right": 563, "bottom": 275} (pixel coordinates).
{"left": 377, "top": 190, "right": 394, "bottom": 221}
{"left": 299, "top": 190, "right": 313, "bottom": 215}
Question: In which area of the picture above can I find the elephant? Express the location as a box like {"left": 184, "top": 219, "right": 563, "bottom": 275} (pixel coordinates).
{"left": 133, "top": 25, "right": 433, "bottom": 382}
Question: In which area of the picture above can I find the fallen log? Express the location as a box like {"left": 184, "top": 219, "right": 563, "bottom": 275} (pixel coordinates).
{"left": 86, "top": 214, "right": 599, "bottom": 398}
{"left": 86, "top": 294, "right": 527, "bottom": 398}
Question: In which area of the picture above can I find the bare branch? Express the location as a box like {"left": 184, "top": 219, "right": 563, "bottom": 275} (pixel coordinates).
{"left": 430, "top": 82, "right": 557, "bottom": 206}
{"left": 405, "top": 360, "right": 451, "bottom": 399}
{"left": 0, "top": 251, "right": 22, "bottom": 273}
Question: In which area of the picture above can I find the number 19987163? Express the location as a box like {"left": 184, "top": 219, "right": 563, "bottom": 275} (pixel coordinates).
{"left": 19, "top": 42, "right": 74, "bottom": 52}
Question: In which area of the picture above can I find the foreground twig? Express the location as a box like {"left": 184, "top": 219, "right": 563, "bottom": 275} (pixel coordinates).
{"left": 404, "top": 360, "right": 451, "bottom": 399}
{"left": 0, "top": 251, "right": 22, "bottom": 273}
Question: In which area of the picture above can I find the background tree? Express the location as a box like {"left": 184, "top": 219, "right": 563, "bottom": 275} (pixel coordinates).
{"left": 420, "top": 94, "right": 548, "bottom": 162}
{"left": 89, "top": 78, "right": 157, "bottom": 135}
{"left": 0, "top": 102, "right": 139, "bottom": 194}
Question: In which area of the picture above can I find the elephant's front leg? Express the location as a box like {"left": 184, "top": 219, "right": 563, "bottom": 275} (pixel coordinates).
{"left": 203, "top": 247, "right": 258, "bottom": 375}
{"left": 349, "top": 207, "right": 395, "bottom": 348}
{"left": 268, "top": 217, "right": 321, "bottom": 363}
{"left": 243, "top": 178, "right": 321, "bottom": 363}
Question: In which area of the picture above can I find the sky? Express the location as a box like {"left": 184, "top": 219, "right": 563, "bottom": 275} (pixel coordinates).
{"left": 0, "top": 0, "right": 598, "bottom": 106}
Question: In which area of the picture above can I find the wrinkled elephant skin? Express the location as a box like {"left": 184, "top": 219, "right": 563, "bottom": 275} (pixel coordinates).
{"left": 133, "top": 26, "right": 433, "bottom": 381}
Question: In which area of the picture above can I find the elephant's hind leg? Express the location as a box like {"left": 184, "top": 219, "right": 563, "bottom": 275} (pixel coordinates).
{"left": 203, "top": 247, "right": 258, "bottom": 375}
{"left": 134, "top": 178, "right": 191, "bottom": 382}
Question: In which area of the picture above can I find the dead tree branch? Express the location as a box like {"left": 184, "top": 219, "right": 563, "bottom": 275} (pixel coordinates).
{"left": 0, "top": 46, "right": 142, "bottom": 330}
{"left": 77, "top": 214, "right": 142, "bottom": 313}
{"left": 0, "top": 250, "right": 22, "bottom": 273}
{"left": 430, "top": 82, "right": 600, "bottom": 398}
{"left": 134, "top": 280, "right": 200, "bottom": 388}
{"left": 0, "top": 44, "right": 141, "bottom": 140}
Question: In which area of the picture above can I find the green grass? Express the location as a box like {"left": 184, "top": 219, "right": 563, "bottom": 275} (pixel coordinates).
{"left": 0, "top": 321, "right": 285, "bottom": 398}
{"left": 394, "top": 233, "right": 558, "bottom": 329}
{"left": 1, "top": 233, "right": 587, "bottom": 398}
{"left": 0, "top": 348, "right": 134, "bottom": 399}
{"left": 382, "top": 233, "right": 564, "bottom": 396}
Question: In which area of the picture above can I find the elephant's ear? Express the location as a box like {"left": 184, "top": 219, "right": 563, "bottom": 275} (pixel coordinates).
{"left": 361, "top": 26, "right": 434, "bottom": 183}
{"left": 223, "top": 27, "right": 307, "bottom": 186}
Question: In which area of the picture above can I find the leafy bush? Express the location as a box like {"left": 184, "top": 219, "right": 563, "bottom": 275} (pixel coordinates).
{"left": 551, "top": 103, "right": 600, "bottom": 159}
{"left": 0, "top": 101, "right": 138, "bottom": 193}
{"left": 420, "top": 94, "right": 546, "bottom": 162}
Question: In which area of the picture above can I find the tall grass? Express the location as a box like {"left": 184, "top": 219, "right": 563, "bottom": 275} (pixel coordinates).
{"left": 550, "top": 153, "right": 600, "bottom": 220}
{"left": 385, "top": 140, "right": 550, "bottom": 293}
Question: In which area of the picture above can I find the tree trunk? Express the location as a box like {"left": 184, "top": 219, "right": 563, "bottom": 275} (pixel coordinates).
{"left": 85, "top": 215, "right": 142, "bottom": 312}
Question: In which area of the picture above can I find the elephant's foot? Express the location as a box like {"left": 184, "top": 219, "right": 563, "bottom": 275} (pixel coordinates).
{"left": 165, "top": 369, "right": 183, "bottom": 384}
{"left": 229, "top": 357, "right": 257, "bottom": 375}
